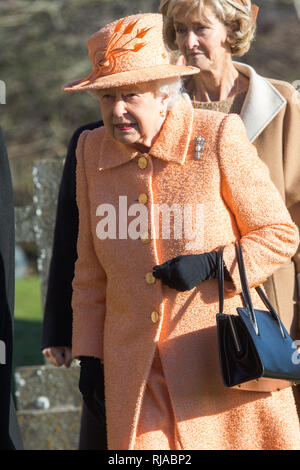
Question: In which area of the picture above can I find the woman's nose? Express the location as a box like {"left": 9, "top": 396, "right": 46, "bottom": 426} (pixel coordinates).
{"left": 113, "top": 98, "right": 127, "bottom": 117}
{"left": 185, "top": 31, "right": 199, "bottom": 49}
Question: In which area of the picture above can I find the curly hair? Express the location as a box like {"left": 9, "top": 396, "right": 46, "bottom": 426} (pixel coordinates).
{"left": 159, "top": 0, "right": 256, "bottom": 57}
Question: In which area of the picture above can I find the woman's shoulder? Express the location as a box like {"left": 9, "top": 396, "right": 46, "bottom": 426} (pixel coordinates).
{"left": 193, "top": 107, "right": 227, "bottom": 127}
{"left": 76, "top": 125, "right": 106, "bottom": 175}
{"left": 76, "top": 125, "right": 106, "bottom": 155}
{"left": 266, "top": 77, "right": 297, "bottom": 103}
{"left": 193, "top": 107, "right": 244, "bottom": 141}
{"left": 266, "top": 78, "right": 296, "bottom": 98}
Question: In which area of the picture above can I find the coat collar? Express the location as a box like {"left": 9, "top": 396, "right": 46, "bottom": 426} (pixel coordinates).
{"left": 233, "top": 61, "right": 286, "bottom": 142}
{"left": 97, "top": 97, "right": 194, "bottom": 171}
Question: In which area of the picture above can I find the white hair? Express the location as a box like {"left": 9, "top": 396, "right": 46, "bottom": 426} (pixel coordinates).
{"left": 154, "top": 77, "right": 183, "bottom": 110}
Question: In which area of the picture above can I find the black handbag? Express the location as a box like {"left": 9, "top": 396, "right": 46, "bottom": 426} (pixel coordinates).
{"left": 216, "top": 241, "right": 300, "bottom": 388}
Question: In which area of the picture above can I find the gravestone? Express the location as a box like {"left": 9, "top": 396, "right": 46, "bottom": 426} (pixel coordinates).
{"left": 14, "top": 159, "right": 83, "bottom": 450}
{"left": 15, "top": 158, "right": 64, "bottom": 305}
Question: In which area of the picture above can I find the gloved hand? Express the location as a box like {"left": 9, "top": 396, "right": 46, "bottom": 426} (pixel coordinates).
{"left": 153, "top": 251, "right": 218, "bottom": 291}
{"left": 79, "top": 356, "right": 105, "bottom": 423}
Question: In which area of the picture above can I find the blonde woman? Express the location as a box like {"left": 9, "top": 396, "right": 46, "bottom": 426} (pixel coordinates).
{"left": 160, "top": 0, "right": 300, "bottom": 364}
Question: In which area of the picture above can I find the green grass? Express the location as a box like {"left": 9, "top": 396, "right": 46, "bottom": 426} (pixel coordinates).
{"left": 13, "top": 275, "right": 44, "bottom": 369}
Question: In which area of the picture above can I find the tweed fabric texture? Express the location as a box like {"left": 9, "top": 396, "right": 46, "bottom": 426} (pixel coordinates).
{"left": 62, "top": 14, "right": 198, "bottom": 92}
{"left": 72, "top": 97, "right": 300, "bottom": 450}
{"left": 192, "top": 91, "right": 246, "bottom": 115}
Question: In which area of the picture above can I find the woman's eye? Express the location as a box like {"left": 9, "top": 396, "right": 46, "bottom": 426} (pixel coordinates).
{"left": 102, "top": 94, "right": 112, "bottom": 100}
{"left": 195, "top": 25, "right": 207, "bottom": 32}
{"left": 124, "top": 94, "right": 138, "bottom": 101}
{"left": 175, "top": 26, "right": 187, "bottom": 34}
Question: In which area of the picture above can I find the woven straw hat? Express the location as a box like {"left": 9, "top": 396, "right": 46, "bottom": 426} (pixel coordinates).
{"left": 62, "top": 13, "right": 199, "bottom": 92}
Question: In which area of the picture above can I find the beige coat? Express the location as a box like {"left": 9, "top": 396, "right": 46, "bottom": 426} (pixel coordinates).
{"left": 234, "top": 62, "right": 300, "bottom": 337}
{"left": 72, "top": 98, "right": 300, "bottom": 449}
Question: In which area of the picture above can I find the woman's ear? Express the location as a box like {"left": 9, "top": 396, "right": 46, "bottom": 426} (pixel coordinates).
{"left": 160, "top": 93, "right": 169, "bottom": 114}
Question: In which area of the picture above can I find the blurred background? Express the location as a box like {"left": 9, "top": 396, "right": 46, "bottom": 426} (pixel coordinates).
{"left": 0, "top": 0, "right": 299, "bottom": 367}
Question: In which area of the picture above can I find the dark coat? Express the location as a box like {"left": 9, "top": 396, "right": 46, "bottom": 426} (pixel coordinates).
{"left": 0, "top": 126, "right": 23, "bottom": 450}
{"left": 41, "top": 120, "right": 107, "bottom": 449}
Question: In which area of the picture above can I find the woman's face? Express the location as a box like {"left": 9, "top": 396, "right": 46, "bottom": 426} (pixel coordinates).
{"left": 173, "top": 5, "right": 230, "bottom": 72}
{"left": 98, "top": 84, "right": 167, "bottom": 149}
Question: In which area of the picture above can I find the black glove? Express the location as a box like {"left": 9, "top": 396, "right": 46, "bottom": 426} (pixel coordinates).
{"left": 79, "top": 356, "right": 105, "bottom": 423}
{"left": 153, "top": 251, "right": 219, "bottom": 291}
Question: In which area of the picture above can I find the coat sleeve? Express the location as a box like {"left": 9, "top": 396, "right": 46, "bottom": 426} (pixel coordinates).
{"left": 71, "top": 130, "right": 106, "bottom": 360}
{"left": 218, "top": 114, "right": 299, "bottom": 293}
{"left": 281, "top": 85, "right": 300, "bottom": 298}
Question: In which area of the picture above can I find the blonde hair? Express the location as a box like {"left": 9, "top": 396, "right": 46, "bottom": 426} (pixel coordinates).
{"left": 159, "top": 0, "right": 256, "bottom": 56}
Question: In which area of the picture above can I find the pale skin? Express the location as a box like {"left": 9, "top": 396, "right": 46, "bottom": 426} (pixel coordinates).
{"left": 42, "top": 346, "right": 73, "bottom": 367}
{"left": 173, "top": 5, "right": 249, "bottom": 101}
{"left": 43, "top": 82, "right": 169, "bottom": 367}
{"left": 98, "top": 82, "right": 169, "bottom": 152}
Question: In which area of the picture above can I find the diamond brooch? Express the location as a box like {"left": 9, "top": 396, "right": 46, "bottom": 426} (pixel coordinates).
{"left": 194, "top": 136, "right": 205, "bottom": 160}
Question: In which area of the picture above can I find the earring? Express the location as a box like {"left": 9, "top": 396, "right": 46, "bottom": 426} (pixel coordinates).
{"left": 160, "top": 110, "right": 166, "bottom": 117}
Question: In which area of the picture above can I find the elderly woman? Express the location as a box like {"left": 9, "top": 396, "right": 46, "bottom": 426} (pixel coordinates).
{"left": 63, "top": 13, "right": 300, "bottom": 450}
{"left": 159, "top": 0, "right": 300, "bottom": 344}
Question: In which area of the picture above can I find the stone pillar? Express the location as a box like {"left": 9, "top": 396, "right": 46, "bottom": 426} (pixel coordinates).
{"left": 15, "top": 159, "right": 64, "bottom": 307}
{"left": 31, "top": 159, "right": 64, "bottom": 307}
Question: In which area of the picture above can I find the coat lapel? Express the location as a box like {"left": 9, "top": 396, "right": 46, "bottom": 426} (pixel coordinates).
{"left": 234, "top": 61, "right": 286, "bottom": 142}
{"left": 149, "top": 97, "right": 194, "bottom": 165}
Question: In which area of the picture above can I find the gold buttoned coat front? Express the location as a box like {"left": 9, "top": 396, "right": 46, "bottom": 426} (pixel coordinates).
{"left": 72, "top": 97, "right": 300, "bottom": 450}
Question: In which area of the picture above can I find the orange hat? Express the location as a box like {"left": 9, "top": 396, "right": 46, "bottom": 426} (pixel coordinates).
{"left": 62, "top": 13, "right": 199, "bottom": 92}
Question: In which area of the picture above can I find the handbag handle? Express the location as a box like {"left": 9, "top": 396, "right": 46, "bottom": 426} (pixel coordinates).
{"left": 234, "top": 241, "right": 260, "bottom": 335}
{"left": 217, "top": 241, "right": 286, "bottom": 338}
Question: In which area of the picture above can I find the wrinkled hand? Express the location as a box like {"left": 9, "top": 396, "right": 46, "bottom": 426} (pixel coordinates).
{"left": 79, "top": 356, "right": 105, "bottom": 422}
{"left": 153, "top": 251, "right": 218, "bottom": 291}
{"left": 42, "top": 346, "right": 73, "bottom": 368}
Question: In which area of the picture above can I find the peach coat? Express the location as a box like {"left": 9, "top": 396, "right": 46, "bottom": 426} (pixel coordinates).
{"left": 234, "top": 62, "right": 300, "bottom": 338}
{"left": 72, "top": 96, "right": 300, "bottom": 450}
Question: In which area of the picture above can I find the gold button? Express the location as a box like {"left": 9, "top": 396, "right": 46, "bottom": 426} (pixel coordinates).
{"left": 145, "top": 272, "right": 156, "bottom": 285}
{"left": 140, "top": 232, "right": 151, "bottom": 244}
{"left": 138, "top": 193, "right": 148, "bottom": 204}
{"left": 138, "top": 156, "right": 148, "bottom": 169}
{"left": 151, "top": 311, "right": 159, "bottom": 323}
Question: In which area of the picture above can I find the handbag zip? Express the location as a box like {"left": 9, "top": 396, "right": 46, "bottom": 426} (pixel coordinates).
{"left": 228, "top": 315, "right": 241, "bottom": 354}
